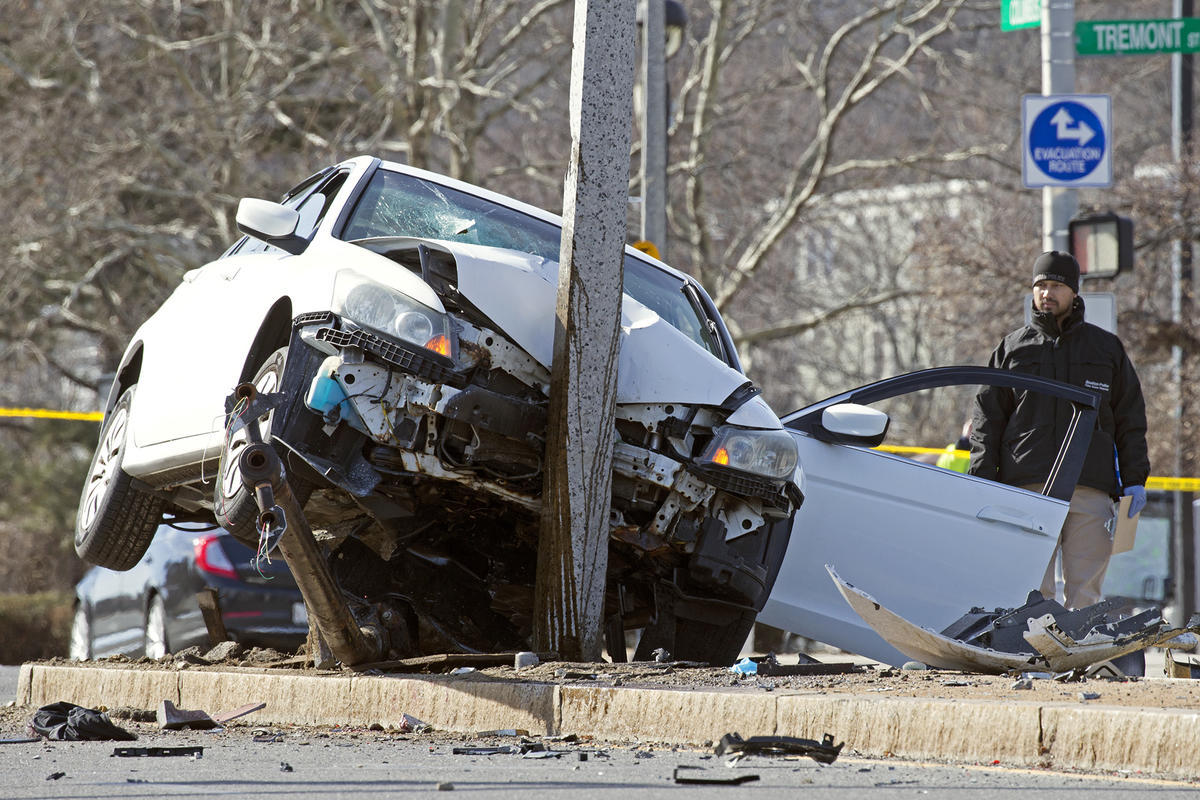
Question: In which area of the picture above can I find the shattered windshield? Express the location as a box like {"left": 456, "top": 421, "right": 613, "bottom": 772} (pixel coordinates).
{"left": 341, "top": 168, "right": 724, "bottom": 360}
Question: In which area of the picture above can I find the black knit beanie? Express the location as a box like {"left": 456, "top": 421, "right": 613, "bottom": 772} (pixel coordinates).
{"left": 1031, "top": 251, "right": 1080, "bottom": 293}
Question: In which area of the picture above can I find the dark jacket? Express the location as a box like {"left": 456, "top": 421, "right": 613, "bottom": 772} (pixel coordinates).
{"left": 967, "top": 296, "right": 1149, "bottom": 497}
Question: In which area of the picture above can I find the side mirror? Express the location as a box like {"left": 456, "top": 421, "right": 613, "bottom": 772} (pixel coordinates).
{"left": 817, "top": 403, "right": 890, "bottom": 447}
{"left": 236, "top": 198, "right": 307, "bottom": 255}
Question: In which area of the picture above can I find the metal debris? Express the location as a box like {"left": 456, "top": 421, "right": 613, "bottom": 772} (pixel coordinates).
{"left": 832, "top": 568, "right": 1200, "bottom": 673}
{"left": 157, "top": 700, "right": 218, "bottom": 730}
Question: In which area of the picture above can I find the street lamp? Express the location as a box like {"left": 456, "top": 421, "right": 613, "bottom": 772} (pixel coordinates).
{"left": 638, "top": 0, "right": 686, "bottom": 261}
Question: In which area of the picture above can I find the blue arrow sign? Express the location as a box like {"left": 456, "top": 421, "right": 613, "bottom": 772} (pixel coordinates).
{"left": 1022, "top": 94, "right": 1112, "bottom": 188}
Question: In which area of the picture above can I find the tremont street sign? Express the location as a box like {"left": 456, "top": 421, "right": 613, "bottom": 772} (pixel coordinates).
{"left": 1077, "top": 18, "right": 1200, "bottom": 56}
{"left": 1022, "top": 94, "right": 1113, "bottom": 189}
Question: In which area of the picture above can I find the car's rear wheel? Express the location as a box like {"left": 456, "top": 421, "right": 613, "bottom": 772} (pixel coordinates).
{"left": 215, "top": 347, "right": 311, "bottom": 546}
{"left": 69, "top": 605, "right": 92, "bottom": 661}
{"left": 75, "top": 387, "right": 165, "bottom": 571}
{"left": 144, "top": 595, "right": 169, "bottom": 659}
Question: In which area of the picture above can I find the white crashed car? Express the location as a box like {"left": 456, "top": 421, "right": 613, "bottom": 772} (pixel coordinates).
{"left": 75, "top": 156, "right": 802, "bottom": 665}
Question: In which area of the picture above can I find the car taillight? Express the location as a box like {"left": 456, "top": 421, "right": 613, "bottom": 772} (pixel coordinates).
{"left": 194, "top": 535, "right": 239, "bottom": 579}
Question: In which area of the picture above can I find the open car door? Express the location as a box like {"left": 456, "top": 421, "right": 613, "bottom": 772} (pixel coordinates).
{"left": 757, "top": 367, "right": 1100, "bottom": 665}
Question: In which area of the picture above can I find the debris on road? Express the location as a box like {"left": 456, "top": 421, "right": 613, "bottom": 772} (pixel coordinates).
{"left": 714, "top": 732, "right": 844, "bottom": 764}
{"left": 112, "top": 746, "right": 204, "bottom": 758}
{"left": 157, "top": 700, "right": 218, "bottom": 730}
{"left": 28, "top": 702, "right": 137, "bottom": 741}
{"left": 673, "top": 766, "right": 760, "bottom": 785}
{"left": 833, "top": 568, "right": 1200, "bottom": 673}
{"left": 398, "top": 714, "right": 430, "bottom": 734}
{"left": 211, "top": 702, "right": 266, "bottom": 724}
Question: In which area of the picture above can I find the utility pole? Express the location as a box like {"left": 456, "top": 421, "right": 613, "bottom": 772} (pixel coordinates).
{"left": 1042, "top": 0, "right": 1077, "bottom": 250}
{"left": 535, "top": 0, "right": 636, "bottom": 661}
{"left": 639, "top": 0, "right": 667, "bottom": 257}
{"left": 1172, "top": 0, "right": 1196, "bottom": 625}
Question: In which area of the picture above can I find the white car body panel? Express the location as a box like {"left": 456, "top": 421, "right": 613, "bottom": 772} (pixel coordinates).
{"left": 758, "top": 435, "right": 1067, "bottom": 665}
{"left": 830, "top": 566, "right": 1185, "bottom": 673}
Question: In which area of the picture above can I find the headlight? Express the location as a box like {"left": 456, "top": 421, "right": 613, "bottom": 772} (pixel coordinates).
{"left": 698, "top": 426, "right": 798, "bottom": 481}
{"left": 333, "top": 271, "right": 453, "bottom": 357}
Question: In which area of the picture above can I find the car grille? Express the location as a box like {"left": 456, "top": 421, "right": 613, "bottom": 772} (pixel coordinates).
{"left": 315, "top": 326, "right": 457, "bottom": 385}
{"left": 688, "top": 464, "right": 791, "bottom": 509}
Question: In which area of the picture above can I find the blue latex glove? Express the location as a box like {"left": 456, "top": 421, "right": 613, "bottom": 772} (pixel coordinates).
{"left": 1122, "top": 485, "right": 1147, "bottom": 518}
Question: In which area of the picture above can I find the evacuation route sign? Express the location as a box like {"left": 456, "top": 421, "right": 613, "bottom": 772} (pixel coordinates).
{"left": 1021, "top": 94, "right": 1112, "bottom": 189}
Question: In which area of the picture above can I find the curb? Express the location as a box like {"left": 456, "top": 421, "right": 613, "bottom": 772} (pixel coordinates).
{"left": 17, "top": 663, "right": 1200, "bottom": 780}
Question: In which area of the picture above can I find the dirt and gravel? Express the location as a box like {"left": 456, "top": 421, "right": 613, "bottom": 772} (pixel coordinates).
{"left": 9, "top": 643, "right": 1200, "bottom": 728}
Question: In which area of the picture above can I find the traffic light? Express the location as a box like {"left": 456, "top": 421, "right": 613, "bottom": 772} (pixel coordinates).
{"left": 1069, "top": 212, "right": 1134, "bottom": 279}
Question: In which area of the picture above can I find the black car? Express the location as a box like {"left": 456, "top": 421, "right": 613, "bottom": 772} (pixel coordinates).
{"left": 71, "top": 522, "right": 307, "bottom": 660}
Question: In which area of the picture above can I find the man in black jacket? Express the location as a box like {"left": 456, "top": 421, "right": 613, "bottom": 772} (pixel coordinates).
{"left": 968, "top": 251, "right": 1149, "bottom": 609}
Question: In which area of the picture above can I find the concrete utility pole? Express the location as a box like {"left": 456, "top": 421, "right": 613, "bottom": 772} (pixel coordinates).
{"left": 535, "top": 0, "right": 636, "bottom": 661}
{"left": 639, "top": 0, "right": 667, "bottom": 257}
{"left": 1171, "top": 0, "right": 1197, "bottom": 625}
{"left": 1042, "top": 0, "right": 1078, "bottom": 250}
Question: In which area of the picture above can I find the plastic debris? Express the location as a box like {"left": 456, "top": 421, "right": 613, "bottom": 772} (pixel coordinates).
{"left": 652, "top": 647, "right": 671, "bottom": 663}
{"left": 674, "top": 766, "right": 759, "bottom": 785}
{"left": 28, "top": 702, "right": 136, "bottom": 742}
{"left": 437, "top": 782, "right": 455, "bottom": 791}
{"left": 514, "top": 651, "right": 539, "bottom": 669}
{"left": 715, "top": 732, "right": 843, "bottom": 764}
{"left": 729, "top": 657, "right": 757, "bottom": 675}
{"left": 280, "top": 762, "right": 294, "bottom": 772}
{"left": 1078, "top": 692, "right": 1101, "bottom": 701}
{"left": 449, "top": 667, "right": 476, "bottom": 675}
{"left": 1011, "top": 678, "right": 1033, "bottom": 690}
{"left": 476, "top": 728, "right": 529, "bottom": 737}
{"left": 901, "top": 661, "right": 928, "bottom": 671}
{"left": 46, "top": 772, "right": 66, "bottom": 781}
{"left": 113, "top": 746, "right": 204, "bottom": 758}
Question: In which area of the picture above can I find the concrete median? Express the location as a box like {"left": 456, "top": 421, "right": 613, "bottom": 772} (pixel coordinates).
{"left": 16, "top": 662, "right": 1200, "bottom": 780}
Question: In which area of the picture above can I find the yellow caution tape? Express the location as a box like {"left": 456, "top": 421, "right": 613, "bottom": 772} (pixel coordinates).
{"left": 0, "top": 407, "right": 104, "bottom": 421}
{"left": 3, "top": 408, "right": 1199, "bottom": 491}
{"left": 875, "top": 445, "right": 1200, "bottom": 492}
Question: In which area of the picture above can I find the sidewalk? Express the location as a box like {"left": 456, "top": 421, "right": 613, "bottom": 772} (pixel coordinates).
{"left": 14, "top": 655, "right": 1200, "bottom": 781}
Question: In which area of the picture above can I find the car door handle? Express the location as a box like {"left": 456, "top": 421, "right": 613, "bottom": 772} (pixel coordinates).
{"left": 976, "top": 507, "right": 1049, "bottom": 534}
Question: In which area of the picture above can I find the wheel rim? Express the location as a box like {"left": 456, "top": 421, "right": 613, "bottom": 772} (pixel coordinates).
{"left": 219, "top": 367, "right": 281, "bottom": 504}
{"left": 145, "top": 598, "right": 168, "bottom": 659}
{"left": 79, "top": 405, "right": 129, "bottom": 532}
{"left": 69, "top": 607, "right": 90, "bottom": 661}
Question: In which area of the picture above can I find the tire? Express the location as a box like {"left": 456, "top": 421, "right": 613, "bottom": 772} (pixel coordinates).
{"left": 214, "top": 347, "right": 310, "bottom": 545}
{"left": 69, "top": 604, "right": 92, "bottom": 661}
{"left": 144, "top": 595, "right": 169, "bottom": 659}
{"left": 75, "top": 387, "right": 165, "bottom": 570}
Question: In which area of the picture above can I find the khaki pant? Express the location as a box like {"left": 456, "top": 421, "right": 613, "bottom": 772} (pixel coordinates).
{"left": 1032, "top": 485, "right": 1117, "bottom": 609}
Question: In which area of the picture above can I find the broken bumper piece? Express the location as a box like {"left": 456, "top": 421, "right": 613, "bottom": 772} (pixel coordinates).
{"left": 829, "top": 565, "right": 1200, "bottom": 674}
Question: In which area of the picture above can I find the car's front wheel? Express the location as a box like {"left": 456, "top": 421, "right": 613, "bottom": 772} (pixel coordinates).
{"left": 75, "top": 387, "right": 165, "bottom": 570}
{"left": 214, "top": 346, "right": 312, "bottom": 546}
{"left": 69, "top": 604, "right": 92, "bottom": 661}
{"left": 144, "top": 595, "right": 169, "bottom": 659}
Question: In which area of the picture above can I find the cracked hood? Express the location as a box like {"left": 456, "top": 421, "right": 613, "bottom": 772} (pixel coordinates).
{"left": 438, "top": 240, "right": 766, "bottom": 416}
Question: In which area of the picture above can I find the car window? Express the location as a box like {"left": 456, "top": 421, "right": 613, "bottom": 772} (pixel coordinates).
{"left": 341, "top": 168, "right": 727, "bottom": 361}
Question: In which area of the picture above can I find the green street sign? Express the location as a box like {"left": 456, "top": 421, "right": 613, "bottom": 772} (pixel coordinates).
{"left": 1002, "top": 0, "right": 1040, "bottom": 31}
{"left": 1076, "top": 18, "right": 1200, "bottom": 56}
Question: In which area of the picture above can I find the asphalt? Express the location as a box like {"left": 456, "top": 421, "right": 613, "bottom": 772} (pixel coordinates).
{"left": 15, "top": 659, "right": 1200, "bottom": 782}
